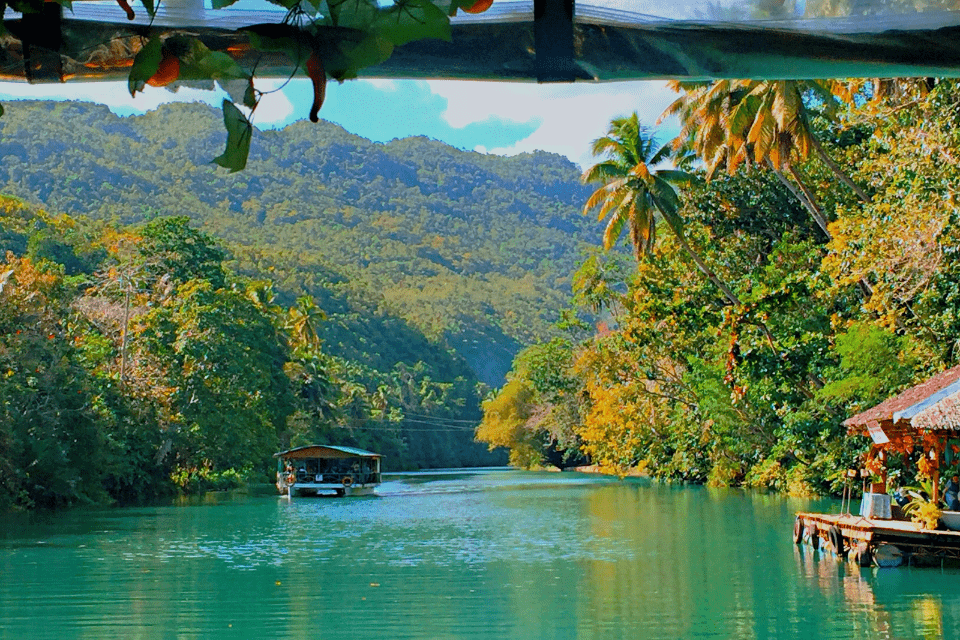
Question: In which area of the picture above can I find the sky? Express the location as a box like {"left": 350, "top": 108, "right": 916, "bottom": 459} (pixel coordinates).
{"left": 0, "top": 77, "right": 679, "bottom": 169}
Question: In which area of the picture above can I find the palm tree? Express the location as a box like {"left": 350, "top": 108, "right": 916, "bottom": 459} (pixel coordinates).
{"left": 662, "top": 79, "right": 871, "bottom": 239}
{"left": 287, "top": 295, "right": 326, "bottom": 351}
{"left": 582, "top": 113, "right": 742, "bottom": 307}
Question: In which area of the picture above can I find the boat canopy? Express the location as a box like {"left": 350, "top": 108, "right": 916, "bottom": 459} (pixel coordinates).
{"left": 274, "top": 444, "right": 382, "bottom": 460}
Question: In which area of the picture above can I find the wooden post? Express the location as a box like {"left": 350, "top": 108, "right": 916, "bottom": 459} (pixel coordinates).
{"left": 879, "top": 448, "right": 888, "bottom": 492}
{"left": 933, "top": 442, "right": 941, "bottom": 505}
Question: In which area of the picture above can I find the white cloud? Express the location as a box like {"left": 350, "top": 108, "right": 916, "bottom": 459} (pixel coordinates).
{"left": 363, "top": 79, "right": 400, "bottom": 91}
{"left": 0, "top": 78, "right": 294, "bottom": 128}
{"left": 424, "top": 79, "right": 679, "bottom": 167}
{"left": 247, "top": 79, "right": 296, "bottom": 128}
{"left": 0, "top": 80, "right": 222, "bottom": 112}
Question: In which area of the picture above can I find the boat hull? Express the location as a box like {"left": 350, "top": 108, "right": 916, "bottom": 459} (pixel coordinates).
{"left": 286, "top": 482, "right": 378, "bottom": 498}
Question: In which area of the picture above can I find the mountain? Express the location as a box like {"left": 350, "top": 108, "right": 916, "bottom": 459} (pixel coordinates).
{"left": 0, "top": 100, "right": 599, "bottom": 386}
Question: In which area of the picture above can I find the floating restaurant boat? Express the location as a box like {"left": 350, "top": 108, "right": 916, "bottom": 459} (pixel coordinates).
{"left": 275, "top": 445, "right": 382, "bottom": 497}
{"left": 796, "top": 366, "right": 960, "bottom": 567}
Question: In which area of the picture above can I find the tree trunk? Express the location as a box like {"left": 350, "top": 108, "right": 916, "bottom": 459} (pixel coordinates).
{"left": 669, "top": 228, "right": 741, "bottom": 307}
{"left": 782, "top": 162, "right": 832, "bottom": 240}
{"left": 119, "top": 281, "right": 131, "bottom": 384}
{"left": 667, "top": 221, "right": 827, "bottom": 391}
{"left": 810, "top": 135, "right": 871, "bottom": 203}
{"left": 767, "top": 160, "right": 831, "bottom": 239}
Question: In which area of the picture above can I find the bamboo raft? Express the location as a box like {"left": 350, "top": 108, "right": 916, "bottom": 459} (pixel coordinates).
{"left": 794, "top": 511, "right": 960, "bottom": 567}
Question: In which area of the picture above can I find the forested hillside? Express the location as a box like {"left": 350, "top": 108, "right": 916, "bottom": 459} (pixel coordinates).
{"left": 0, "top": 196, "right": 516, "bottom": 510}
{"left": 0, "top": 100, "right": 597, "bottom": 385}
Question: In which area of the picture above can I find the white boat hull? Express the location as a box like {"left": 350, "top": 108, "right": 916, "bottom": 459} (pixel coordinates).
{"left": 286, "top": 482, "right": 377, "bottom": 497}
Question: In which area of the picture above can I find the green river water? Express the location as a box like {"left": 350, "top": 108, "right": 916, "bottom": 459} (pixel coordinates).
{"left": 0, "top": 469, "right": 957, "bottom": 639}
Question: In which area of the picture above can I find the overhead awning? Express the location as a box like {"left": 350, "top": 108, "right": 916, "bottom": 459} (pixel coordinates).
{"left": 4, "top": 0, "right": 960, "bottom": 84}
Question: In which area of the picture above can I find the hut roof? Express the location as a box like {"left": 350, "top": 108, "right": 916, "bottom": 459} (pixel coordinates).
{"left": 274, "top": 445, "right": 382, "bottom": 459}
{"left": 845, "top": 366, "right": 960, "bottom": 437}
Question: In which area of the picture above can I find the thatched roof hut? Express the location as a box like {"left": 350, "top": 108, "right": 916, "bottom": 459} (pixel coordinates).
{"left": 845, "top": 365, "right": 960, "bottom": 501}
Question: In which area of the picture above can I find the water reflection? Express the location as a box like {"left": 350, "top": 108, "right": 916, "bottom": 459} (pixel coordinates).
{"left": 792, "top": 541, "right": 959, "bottom": 639}
{"left": 1, "top": 470, "right": 959, "bottom": 639}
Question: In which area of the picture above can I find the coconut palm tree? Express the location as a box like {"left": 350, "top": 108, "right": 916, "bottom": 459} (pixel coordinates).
{"left": 662, "top": 79, "right": 871, "bottom": 239}
{"left": 582, "top": 113, "right": 742, "bottom": 307}
{"left": 287, "top": 295, "right": 326, "bottom": 351}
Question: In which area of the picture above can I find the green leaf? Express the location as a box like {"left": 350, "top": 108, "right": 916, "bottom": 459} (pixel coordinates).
{"left": 128, "top": 37, "right": 163, "bottom": 97}
{"left": 212, "top": 100, "right": 252, "bottom": 173}
{"left": 167, "top": 37, "right": 248, "bottom": 82}
{"left": 657, "top": 169, "right": 699, "bottom": 186}
{"left": 373, "top": 0, "right": 451, "bottom": 46}
{"left": 0, "top": 102, "right": 4, "bottom": 119}
{"left": 263, "top": 0, "right": 301, "bottom": 8}
{"left": 243, "top": 80, "right": 258, "bottom": 110}
{"left": 139, "top": 0, "right": 155, "bottom": 16}
{"left": 326, "top": 0, "right": 380, "bottom": 29}
{"left": 330, "top": 34, "right": 394, "bottom": 81}
{"left": 302, "top": 0, "right": 325, "bottom": 15}
{"left": 211, "top": 0, "right": 240, "bottom": 7}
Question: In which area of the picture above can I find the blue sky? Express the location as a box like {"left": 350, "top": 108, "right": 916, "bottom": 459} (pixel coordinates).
{"left": 0, "top": 77, "right": 679, "bottom": 168}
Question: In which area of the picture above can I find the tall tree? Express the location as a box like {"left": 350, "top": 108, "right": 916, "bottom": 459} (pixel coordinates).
{"left": 662, "top": 79, "right": 871, "bottom": 239}
{"left": 581, "top": 113, "right": 742, "bottom": 307}
{"left": 287, "top": 295, "right": 326, "bottom": 352}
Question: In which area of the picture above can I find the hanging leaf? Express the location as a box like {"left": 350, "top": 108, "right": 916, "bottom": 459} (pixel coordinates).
{"left": 243, "top": 79, "right": 258, "bottom": 110}
{"left": 373, "top": 0, "right": 451, "bottom": 46}
{"left": 128, "top": 37, "right": 163, "bottom": 97}
{"left": 211, "top": 0, "right": 240, "bottom": 7}
{"left": 0, "top": 102, "right": 4, "bottom": 119}
{"left": 213, "top": 100, "right": 252, "bottom": 173}
{"left": 330, "top": 34, "right": 394, "bottom": 81}
{"left": 219, "top": 77, "right": 258, "bottom": 109}
{"left": 164, "top": 36, "right": 248, "bottom": 83}
{"left": 116, "top": 0, "right": 135, "bottom": 20}
{"left": 306, "top": 52, "right": 327, "bottom": 122}
{"left": 326, "top": 0, "right": 380, "bottom": 29}
{"left": 139, "top": 0, "right": 155, "bottom": 17}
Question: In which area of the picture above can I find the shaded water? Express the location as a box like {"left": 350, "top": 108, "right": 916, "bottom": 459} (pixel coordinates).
{"left": 1, "top": 469, "right": 957, "bottom": 639}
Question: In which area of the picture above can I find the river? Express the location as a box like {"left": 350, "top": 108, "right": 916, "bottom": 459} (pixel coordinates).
{"left": 0, "top": 469, "right": 957, "bottom": 639}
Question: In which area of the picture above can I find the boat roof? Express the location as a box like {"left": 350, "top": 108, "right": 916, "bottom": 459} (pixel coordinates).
{"left": 274, "top": 444, "right": 382, "bottom": 459}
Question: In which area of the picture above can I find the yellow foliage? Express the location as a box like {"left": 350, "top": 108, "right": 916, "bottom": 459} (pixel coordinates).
{"left": 573, "top": 342, "right": 672, "bottom": 476}
{"left": 475, "top": 377, "right": 540, "bottom": 466}
{"left": 823, "top": 105, "right": 960, "bottom": 327}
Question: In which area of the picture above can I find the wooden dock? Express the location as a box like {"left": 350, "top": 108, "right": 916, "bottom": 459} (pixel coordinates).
{"left": 795, "top": 511, "right": 960, "bottom": 567}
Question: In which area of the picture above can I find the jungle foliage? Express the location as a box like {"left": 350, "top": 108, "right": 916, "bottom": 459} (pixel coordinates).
{"left": 0, "top": 100, "right": 597, "bottom": 387}
{"left": 0, "top": 203, "right": 504, "bottom": 510}
{"left": 478, "top": 79, "right": 960, "bottom": 495}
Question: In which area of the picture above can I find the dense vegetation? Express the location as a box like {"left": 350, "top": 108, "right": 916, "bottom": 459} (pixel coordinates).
{"left": 0, "top": 202, "right": 508, "bottom": 509}
{"left": 0, "top": 100, "right": 597, "bottom": 386}
{"left": 478, "top": 79, "right": 960, "bottom": 496}
{"left": 0, "top": 99, "right": 608, "bottom": 510}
